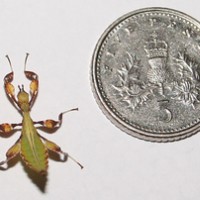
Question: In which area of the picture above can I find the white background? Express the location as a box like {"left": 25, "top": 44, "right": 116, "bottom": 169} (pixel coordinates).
{"left": 0, "top": 0, "right": 200, "bottom": 199}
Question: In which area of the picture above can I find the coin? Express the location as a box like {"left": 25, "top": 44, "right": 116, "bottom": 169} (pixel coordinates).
{"left": 91, "top": 7, "right": 200, "bottom": 142}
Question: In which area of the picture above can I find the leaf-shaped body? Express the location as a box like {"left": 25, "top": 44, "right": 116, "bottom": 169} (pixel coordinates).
{"left": 21, "top": 112, "right": 48, "bottom": 174}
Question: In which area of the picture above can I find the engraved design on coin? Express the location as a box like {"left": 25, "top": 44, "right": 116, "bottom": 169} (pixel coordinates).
{"left": 91, "top": 7, "right": 200, "bottom": 142}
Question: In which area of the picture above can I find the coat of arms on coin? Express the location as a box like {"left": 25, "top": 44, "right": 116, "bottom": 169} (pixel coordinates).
{"left": 91, "top": 7, "right": 200, "bottom": 142}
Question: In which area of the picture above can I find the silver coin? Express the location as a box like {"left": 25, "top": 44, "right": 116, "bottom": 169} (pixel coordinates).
{"left": 91, "top": 7, "right": 200, "bottom": 142}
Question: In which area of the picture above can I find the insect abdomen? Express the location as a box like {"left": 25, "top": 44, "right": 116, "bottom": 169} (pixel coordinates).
{"left": 21, "top": 113, "right": 48, "bottom": 174}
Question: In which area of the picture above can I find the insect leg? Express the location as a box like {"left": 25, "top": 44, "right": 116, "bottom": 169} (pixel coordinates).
{"left": 33, "top": 108, "right": 82, "bottom": 168}
{"left": 4, "top": 55, "right": 19, "bottom": 108}
{"left": 0, "top": 139, "right": 21, "bottom": 167}
{"left": 40, "top": 135, "right": 83, "bottom": 169}
{"left": 0, "top": 123, "right": 22, "bottom": 134}
{"left": 33, "top": 108, "right": 78, "bottom": 129}
{"left": 23, "top": 53, "right": 39, "bottom": 108}
{"left": 0, "top": 122, "right": 22, "bottom": 168}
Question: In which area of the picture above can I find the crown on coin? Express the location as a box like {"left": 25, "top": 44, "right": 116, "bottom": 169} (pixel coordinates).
{"left": 144, "top": 33, "right": 168, "bottom": 59}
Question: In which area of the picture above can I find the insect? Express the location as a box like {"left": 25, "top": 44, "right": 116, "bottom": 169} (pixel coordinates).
{"left": 0, "top": 53, "right": 83, "bottom": 175}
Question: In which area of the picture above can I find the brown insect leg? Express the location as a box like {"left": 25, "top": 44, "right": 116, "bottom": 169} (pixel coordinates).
{"left": 40, "top": 135, "right": 83, "bottom": 169}
{"left": 4, "top": 56, "right": 19, "bottom": 108}
{"left": 33, "top": 108, "right": 78, "bottom": 129}
{"left": 24, "top": 53, "right": 39, "bottom": 108}
{"left": 0, "top": 123, "right": 22, "bottom": 134}
{"left": 32, "top": 108, "right": 82, "bottom": 168}
{"left": 0, "top": 139, "right": 21, "bottom": 167}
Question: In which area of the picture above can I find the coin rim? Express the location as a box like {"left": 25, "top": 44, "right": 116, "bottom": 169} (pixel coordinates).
{"left": 91, "top": 7, "right": 200, "bottom": 142}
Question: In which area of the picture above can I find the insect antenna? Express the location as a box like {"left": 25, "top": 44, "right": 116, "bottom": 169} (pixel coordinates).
{"left": 18, "top": 84, "right": 25, "bottom": 92}
{"left": 24, "top": 53, "right": 29, "bottom": 71}
{"left": 5, "top": 55, "right": 13, "bottom": 72}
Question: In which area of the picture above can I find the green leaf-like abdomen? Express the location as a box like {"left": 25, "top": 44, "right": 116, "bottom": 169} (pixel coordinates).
{"left": 21, "top": 113, "right": 48, "bottom": 174}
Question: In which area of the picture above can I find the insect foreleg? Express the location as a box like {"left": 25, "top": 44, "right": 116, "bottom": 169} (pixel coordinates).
{"left": 24, "top": 53, "right": 39, "bottom": 108}
{"left": 4, "top": 68, "right": 19, "bottom": 108}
